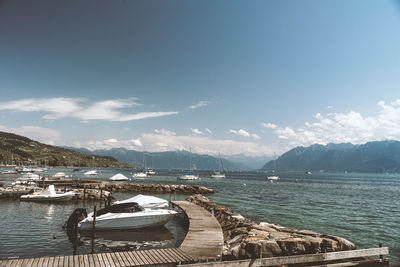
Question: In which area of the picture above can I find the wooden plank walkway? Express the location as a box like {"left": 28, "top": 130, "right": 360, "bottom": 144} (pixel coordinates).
{"left": 171, "top": 201, "right": 224, "bottom": 261}
{"left": 0, "top": 248, "right": 195, "bottom": 267}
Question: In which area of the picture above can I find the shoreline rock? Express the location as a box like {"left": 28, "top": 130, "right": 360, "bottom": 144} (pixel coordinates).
{"left": 78, "top": 181, "right": 214, "bottom": 195}
{"left": 186, "top": 194, "right": 356, "bottom": 260}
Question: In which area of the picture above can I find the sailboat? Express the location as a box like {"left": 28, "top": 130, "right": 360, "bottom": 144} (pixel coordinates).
{"left": 267, "top": 154, "right": 279, "bottom": 181}
{"left": 211, "top": 153, "right": 225, "bottom": 178}
{"left": 177, "top": 148, "right": 199, "bottom": 180}
{"left": 133, "top": 152, "right": 147, "bottom": 178}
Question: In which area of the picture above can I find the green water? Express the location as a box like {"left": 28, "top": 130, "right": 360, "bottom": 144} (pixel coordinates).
{"left": 0, "top": 169, "right": 399, "bottom": 265}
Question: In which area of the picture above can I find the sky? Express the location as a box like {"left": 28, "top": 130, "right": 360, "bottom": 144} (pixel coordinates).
{"left": 0, "top": 0, "right": 400, "bottom": 157}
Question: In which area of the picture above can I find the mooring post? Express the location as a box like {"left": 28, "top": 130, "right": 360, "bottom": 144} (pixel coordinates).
{"left": 83, "top": 186, "right": 86, "bottom": 201}
{"left": 91, "top": 205, "right": 97, "bottom": 254}
{"left": 100, "top": 189, "right": 103, "bottom": 201}
{"left": 379, "top": 243, "right": 383, "bottom": 260}
{"left": 174, "top": 191, "right": 176, "bottom": 201}
{"left": 107, "top": 193, "right": 111, "bottom": 207}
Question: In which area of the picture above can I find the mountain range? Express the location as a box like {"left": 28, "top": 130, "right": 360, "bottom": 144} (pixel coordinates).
{"left": 262, "top": 140, "right": 400, "bottom": 173}
{"left": 68, "top": 147, "right": 257, "bottom": 171}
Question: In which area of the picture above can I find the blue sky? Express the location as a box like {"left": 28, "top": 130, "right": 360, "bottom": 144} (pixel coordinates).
{"left": 1, "top": 0, "right": 400, "bottom": 157}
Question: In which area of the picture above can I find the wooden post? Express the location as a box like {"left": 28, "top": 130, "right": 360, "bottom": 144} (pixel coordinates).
{"left": 91, "top": 205, "right": 97, "bottom": 254}
{"left": 107, "top": 193, "right": 111, "bottom": 207}
{"left": 100, "top": 189, "right": 103, "bottom": 201}
{"left": 174, "top": 191, "right": 176, "bottom": 201}
{"left": 379, "top": 243, "right": 383, "bottom": 260}
{"left": 83, "top": 186, "right": 86, "bottom": 201}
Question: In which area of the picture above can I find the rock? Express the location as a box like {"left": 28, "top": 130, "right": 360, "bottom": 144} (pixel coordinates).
{"left": 185, "top": 194, "right": 356, "bottom": 260}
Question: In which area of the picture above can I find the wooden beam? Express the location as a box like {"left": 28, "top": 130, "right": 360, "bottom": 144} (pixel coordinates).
{"left": 178, "top": 247, "right": 389, "bottom": 267}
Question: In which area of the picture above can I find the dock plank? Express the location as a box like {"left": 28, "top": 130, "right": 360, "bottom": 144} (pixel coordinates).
{"left": 116, "top": 252, "right": 129, "bottom": 267}
{"left": 48, "top": 256, "right": 55, "bottom": 267}
{"left": 95, "top": 254, "right": 106, "bottom": 267}
{"left": 135, "top": 250, "right": 151, "bottom": 265}
{"left": 145, "top": 250, "right": 161, "bottom": 264}
{"left": 126, "top": 252, "right": 141, "bottom": 266}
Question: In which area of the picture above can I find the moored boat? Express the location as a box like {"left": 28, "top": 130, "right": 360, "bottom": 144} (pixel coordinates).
{"left": 20, "top": 185, "right": 75, "bottom": 202}
{"left": 109, "top": 173, "right": 129, "bottom": 181}
{"left": 78, "top": 202, "right": 177, "bottom": 230}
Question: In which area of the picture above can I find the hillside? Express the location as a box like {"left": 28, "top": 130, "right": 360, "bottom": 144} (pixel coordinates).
{"left": 69, "top": 147, "right": 252, "bottom": 170}
{"left": 0, "top": 131, "right": 132, "bottom": 168}
{"left": 262, "top": 140, "right": 400, "bottom": 173}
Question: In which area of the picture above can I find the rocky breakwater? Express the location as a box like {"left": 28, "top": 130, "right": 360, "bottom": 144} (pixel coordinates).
{"left": 186, "top": 194, "right": 355, "bottom": 260}
{"left": 78, "top": 182, "right": 214, "bottom": 195}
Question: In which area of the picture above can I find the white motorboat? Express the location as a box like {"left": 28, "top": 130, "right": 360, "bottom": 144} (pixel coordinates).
{"left": 178, "top": 148, "right": 199, "bottom": 180}
{"left": 20, "top": 185, "right": 75, "bottom": 202}
{"left": 114, "top": 194, "right": 169, "bottom": 209}
{"left": 13, "top": 172, "right": 41, "bottom": 184}
{"left": 132, "top": 172, "right": 147, "bottom": 178}
{"left": 109, "top": 173, "right": 129, "bottom": 181}
{"left": 78, "top": 202, "right": 177, "bottom": 230}
{"left": 84, "top": 169, "right": 98, "bottom": 175}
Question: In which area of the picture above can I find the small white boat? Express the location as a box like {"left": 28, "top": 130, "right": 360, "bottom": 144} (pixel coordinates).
{"left": 52, "top": 172, "right": 66, "bottom": 179}
{"left": 114, "top": 194, "right": 169, "bottom": 209}
{"left": 78, "top": 202, "right": 177, "bottom": 230}
{"left": 132, "top": 172, "right": 147, "bottom": 178}
{"left": 211, "top": 172, "right": 225, "bottom": 179}
{"left": 84, "top": 170, "right": 98, "bottom": 175}
{"left": 1, "top": 170, "right": 17, "bottom": 174}
{"left": 267, "top": 175, "right": 279, "bottom": 181}
{"left": 146, "top": 169, "right": 157, "bottom": 175}
{"left": 177, "top": 173, "right": 199, "bottom": 180}
{"left": 20, "top": 185, "right": 75, "bottom": 202}
{"left": 109, "top": 173, "right": 129, "bottom": 181}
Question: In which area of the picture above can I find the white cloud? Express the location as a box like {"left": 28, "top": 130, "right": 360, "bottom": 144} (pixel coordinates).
{"left": 189, "top": 101, "right": 210, "bottom": 109}
{"left": 229, "top": 129, "right": 260, "bottom": 140}
{"left": 191, "top": 128, "right": 204, "bottom": 135}
{"left": 205, "top": 128, "right": 212, "bottom": 134}
{"left": 154, "top": 129, "right": 176, "bottom": 136}
{"left": 0, "top": 125, "right": 60, "bottom": 145}
{"left": 266, "top": 99, "right": 400, "bottom": 146}
{"left": 77, "top": 133, "right": 278, "bottom": 156}
{"left": 0, "top": 97, "right": 178, "bottom": 122}
{"left": 260, "top": 122, "right": 277, "bottom": 129}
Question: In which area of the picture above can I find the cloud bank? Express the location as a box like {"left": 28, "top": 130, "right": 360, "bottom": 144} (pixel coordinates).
{"left": 0, "top": 98, "right": 178, "bottom": 122}
{"left": 263, "top": 99, "right": 400, "bottom": 146}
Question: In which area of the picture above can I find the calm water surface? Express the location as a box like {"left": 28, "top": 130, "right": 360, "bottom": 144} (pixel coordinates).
{"left": 0, "top": 168, "right": 399, "bottom": 265}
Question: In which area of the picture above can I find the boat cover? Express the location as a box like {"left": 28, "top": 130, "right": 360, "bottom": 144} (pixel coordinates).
{"left": 114, "top": 194, "right": 169, "bottom": 208}
{"left": 109, "top": 173, "right": 129, "bottom": 180}
{"left": 96, "top": 202, "right": 144, "bottom": 217}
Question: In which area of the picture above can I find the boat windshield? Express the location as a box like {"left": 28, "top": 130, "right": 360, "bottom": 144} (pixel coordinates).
{"left": 96, "top": 202, "right": 144, "bottom": 216}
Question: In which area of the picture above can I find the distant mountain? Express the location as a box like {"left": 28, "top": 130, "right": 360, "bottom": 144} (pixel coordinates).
{"left": 222, "top": 154, "right": 272, "bottom": 170}
{"left": 262, "top": 140, "right": 400, "bottom": 173}
{"left": 69, "top": 147, "right": 252, "bottom": 170}
{"left": 0, "top": 131, "right": 131, "bottom": 168}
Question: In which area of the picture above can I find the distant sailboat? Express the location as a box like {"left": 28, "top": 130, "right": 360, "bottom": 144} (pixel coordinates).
{"left": 267, "top": 154, "right": 279, "bottom": 181}
{"left": 133, "top": 152, "right": 147, "bottom": 178}
{"left": 178, "top": 148, "right": 199, "bottom": 180}
{"left": 211, "top": 153, "right": 225, "bottom": 178}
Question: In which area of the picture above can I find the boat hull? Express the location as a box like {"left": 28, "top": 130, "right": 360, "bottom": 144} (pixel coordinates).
{"left": 177, "top": 174, "right": 199, "bottom": 180}
{"left": 78, "top": 210, "right": 177, "bottom": 230}
{"left": 20, "top": 192, "right": 75, "bottom": 202}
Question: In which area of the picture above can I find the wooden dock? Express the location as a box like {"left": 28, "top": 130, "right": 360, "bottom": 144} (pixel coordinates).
{"left": 0, "top": 248, "right": 194, "bottom": 267}
{"left": 171, "top": 201, "right": 224, "bottom": 261}
{"left": 0, "top": 200, "right": 224, "bottom": 266}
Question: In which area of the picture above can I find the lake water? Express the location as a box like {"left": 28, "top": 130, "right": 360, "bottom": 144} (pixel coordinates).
{"left": 0, "top": 168, "right": 399, "bottom": 265}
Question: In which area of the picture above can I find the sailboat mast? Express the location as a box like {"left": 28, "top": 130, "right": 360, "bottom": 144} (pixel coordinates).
{"left": 189, "top": 148, "right": 192, "bottom": 173}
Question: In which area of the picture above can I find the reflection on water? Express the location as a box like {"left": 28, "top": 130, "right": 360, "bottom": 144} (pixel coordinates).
{"left": 77, "top": 226, "right": 175, "bottom": 252}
